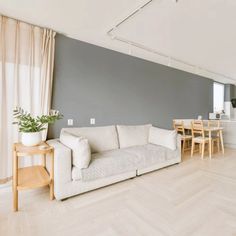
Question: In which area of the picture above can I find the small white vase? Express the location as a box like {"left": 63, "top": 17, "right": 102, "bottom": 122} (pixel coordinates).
{"left": 21, "top": 132, "right": 42, "bottom": 147}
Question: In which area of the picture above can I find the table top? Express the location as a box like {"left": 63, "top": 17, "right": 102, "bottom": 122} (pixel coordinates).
{"left": 14, "top": 142, "right": 53, "bottom": 156}
{"left": 183, "top": 125, "right": 223, "bottom": 132}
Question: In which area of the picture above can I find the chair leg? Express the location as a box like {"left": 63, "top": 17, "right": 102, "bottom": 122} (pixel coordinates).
{"left": 219, "top": 130, "right": 225, "bottom": 155}
{"left": 199, "top": 144, "right": 201, "bottom": 154}
{"left": 217, "top": 138, "right": 220, "bottom": 152}
{"left": 201, "top": 142, "right": 205, "bottom": 160}
{"left": 182, "top": 139, "right": 186, "bottom": 155}
{"left": 208, "top": 140, "right": 211, "bottom": 158}
{"left": 189, "top": 139, "right": 192, "bottom": 150}
{"left": 191, "top": 140, "right": 195, "bottom": 157}
{"left": 212, "top": 141, "right": 214, "bottom": 154}
{"left": 188, "top": 140, "right": 191, "bottom": 149}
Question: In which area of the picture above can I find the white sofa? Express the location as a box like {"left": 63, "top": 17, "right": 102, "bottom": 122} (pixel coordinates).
{"left": 47, "top": 125, "right": 181, "bottom": 200}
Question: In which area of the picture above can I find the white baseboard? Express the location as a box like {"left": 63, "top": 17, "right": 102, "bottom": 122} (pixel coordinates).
{"left": 224, "top": 143, "right": 236, "bottom": 149}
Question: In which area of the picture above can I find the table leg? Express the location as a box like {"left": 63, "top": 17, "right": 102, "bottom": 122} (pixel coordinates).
{"left": 50, "top": 150, "right": 54, "bottom": 200}
{"left": 209, "top": 131, "right": 212, "bottom": 160}
{"left": 42, "top": 154, "right": 46, "bottom": 167}
{"left": 219, "top": 130, "right": 225, "bottom": 155}
{"left": 13, "top": 148, "right": 18, "bottom": 211}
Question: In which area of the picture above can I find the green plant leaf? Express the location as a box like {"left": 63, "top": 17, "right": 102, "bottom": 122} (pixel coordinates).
{"left": 13, "top": 107, "right": 63, "bottom": 132}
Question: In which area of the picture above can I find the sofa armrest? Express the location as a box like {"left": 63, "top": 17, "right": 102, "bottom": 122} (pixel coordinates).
{"left": 46, "top": 139, "right": 72, "bottom": 184}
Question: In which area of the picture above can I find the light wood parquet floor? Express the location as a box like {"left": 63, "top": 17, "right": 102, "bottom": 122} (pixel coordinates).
{"left": 0, "top": 149, "right": 236, "bottom": 236}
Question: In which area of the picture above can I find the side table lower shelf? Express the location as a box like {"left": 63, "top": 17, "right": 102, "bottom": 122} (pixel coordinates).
{"left": 17, "top": 166, "right": 51, "bottom": 190}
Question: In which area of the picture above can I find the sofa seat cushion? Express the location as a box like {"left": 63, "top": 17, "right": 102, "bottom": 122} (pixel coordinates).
{"left": 123, "top": 144, "right": 179, "bottom": 169}
{"left": 61, "top": 126, "right": 119, "bottom": 153}
{"left": 72, "top": 149, "right": 137, "bottom": 181}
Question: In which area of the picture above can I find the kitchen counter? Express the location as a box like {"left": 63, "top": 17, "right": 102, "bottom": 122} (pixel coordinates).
{"left": 220, "top": 119, "right": 236, "bottom": 122}
{"left": 220, "top": 120, "right": 236, "bottom": 149}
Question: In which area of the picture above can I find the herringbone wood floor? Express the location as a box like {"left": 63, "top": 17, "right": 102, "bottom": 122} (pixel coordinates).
{"left": 1, "top": 149, "right": 236, "bottom": 236}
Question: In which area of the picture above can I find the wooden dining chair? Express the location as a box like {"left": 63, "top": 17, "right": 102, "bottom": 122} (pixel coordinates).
{"left": 207, "top": 120, "right": 220, "bottom": 153}
{"left": 191, "top": 120, "right": 210, "bottom": 159}
{"left": 173, "top": 120, "right": 192, "bottom": 155}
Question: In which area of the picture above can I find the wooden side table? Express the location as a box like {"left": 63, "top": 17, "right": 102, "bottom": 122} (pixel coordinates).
{"left": 12, "top": 142, "right": 54, "bottom": 211}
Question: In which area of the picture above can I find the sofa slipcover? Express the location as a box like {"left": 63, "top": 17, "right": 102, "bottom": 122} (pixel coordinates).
{"left": 72, "top": 149, "right": 137, "bottom": 181}
{"left": 47, "top": 125, "right": 181, "bottom": 200}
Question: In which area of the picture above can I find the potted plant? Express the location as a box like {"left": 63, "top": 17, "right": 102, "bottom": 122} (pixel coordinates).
{"left": 13, "top": 107, "right": 63, "bottom": 146}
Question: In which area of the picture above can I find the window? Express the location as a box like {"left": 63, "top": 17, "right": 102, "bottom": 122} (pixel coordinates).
{"left": 213, "top": 82, "right": 224, "bottom": 113}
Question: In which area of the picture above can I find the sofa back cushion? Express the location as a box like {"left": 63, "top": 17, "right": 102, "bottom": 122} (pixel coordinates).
{"left": 60, "top": 131, "right": 91, "bottom": 169}
{"left": 116, "top": 124, "right": 152, "bottom": 148}
{"left": 61, "top": 126, "right": 119, "bottom": 153}
{"left": 148, "top": 126, "right": 177, "bottom": 150}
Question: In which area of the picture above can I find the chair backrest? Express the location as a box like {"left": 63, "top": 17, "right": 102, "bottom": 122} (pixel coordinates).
{"left": 208, "top": 120, "right": 220, "bottom": 128}
{"left": 173, "top": 120, "right": 185, "bottom": 135}
{"left": 191, "top": 120, "right": 204, "bottom": 138}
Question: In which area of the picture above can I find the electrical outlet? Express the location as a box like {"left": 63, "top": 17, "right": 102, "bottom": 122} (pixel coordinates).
{"left": 68, "top": 119, "right": 73, "bottom": 126}
{"left": 90, "top": 118, "right": 95, "bottom": 125}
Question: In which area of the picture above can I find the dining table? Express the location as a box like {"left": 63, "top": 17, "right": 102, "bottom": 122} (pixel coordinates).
{"left": 183, "top": 124, "right": 224, "bottom": 159}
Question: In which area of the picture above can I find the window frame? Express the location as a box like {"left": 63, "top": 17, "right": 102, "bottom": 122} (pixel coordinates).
{"left": 213, "top": 82, "right": 225, "bottom": 113}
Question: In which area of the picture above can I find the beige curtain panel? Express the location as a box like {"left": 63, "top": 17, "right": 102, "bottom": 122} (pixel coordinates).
{"left": 0, "top": 16, "right": 56, "bottom": 183}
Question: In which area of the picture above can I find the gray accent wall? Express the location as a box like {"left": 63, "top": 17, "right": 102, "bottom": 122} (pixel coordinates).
{"left": 48, "top": 34, "right": 213, "bottom": 138}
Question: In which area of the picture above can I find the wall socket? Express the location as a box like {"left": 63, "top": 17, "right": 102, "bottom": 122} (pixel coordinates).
{"left": 90, "top": 118, "right": 95, "bottom": 125}
{"left": 67, "top": 119, "right": 73, "bottom": 126}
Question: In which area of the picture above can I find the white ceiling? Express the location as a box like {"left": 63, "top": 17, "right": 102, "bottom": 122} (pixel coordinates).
{"left": 0, "top": 0, "right": 236, "bottom": 84}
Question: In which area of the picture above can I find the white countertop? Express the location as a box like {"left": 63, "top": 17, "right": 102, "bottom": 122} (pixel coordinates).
{"left": 174, "top": 118, "right": 236, "bottom": 123}
{"left": 220, "top": 119, "right": 236, "bottom": 122}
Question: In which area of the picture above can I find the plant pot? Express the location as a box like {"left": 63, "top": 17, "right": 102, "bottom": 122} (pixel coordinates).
{"left": 21, "top": 132, "right": 42, "bottom": 147}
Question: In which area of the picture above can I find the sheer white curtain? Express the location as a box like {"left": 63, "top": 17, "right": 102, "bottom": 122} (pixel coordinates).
{"left": 0, "top": 16, "right": 56, "bottom": 183}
